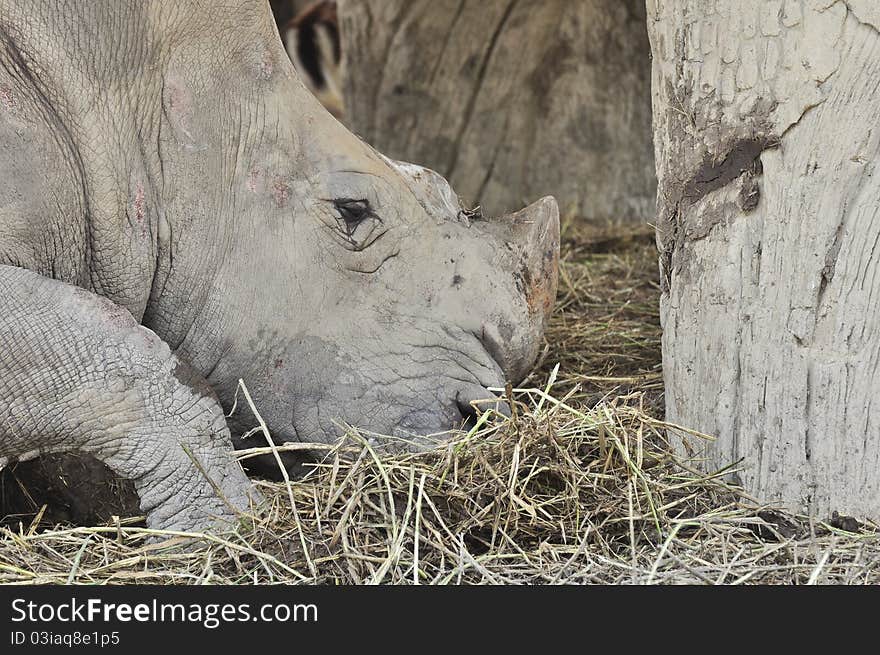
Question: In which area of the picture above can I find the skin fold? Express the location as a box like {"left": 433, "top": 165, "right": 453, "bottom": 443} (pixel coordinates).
{"left": 0, "top": 1, "right": 559, "bottom": 529}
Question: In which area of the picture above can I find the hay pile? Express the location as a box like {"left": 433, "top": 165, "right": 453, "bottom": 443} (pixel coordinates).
{"left": 1, "top": 222, "right": 878, "bottom": 585}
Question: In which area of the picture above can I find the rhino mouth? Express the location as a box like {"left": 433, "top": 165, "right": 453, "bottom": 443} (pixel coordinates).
{"left": 388, "top": 386, "right": 511, "bottom": 449}
{"left": 242, "top": 381, "right": 508, "bottom": 478}
{"left": 236, "top": 330, "right": 515, "bottom": 478}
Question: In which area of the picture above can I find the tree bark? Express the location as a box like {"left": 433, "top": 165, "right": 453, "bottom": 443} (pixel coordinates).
{"left": 338, "top": 0, "right": 655, "bottom": 222}
{"left": 649, "top": 0, "right": 880, "bottom": 519}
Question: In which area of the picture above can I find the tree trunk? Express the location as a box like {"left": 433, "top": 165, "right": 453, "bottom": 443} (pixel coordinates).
{"left": 338, "top": 0, "right": 655, "bottom": 222}
{"left": 649, "top": 1, "right": 880, "bottom": 519}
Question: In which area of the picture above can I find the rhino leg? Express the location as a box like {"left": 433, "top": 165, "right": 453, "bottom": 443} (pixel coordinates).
{"left": 0, "top": 265, "right": 258, "bottom": 532}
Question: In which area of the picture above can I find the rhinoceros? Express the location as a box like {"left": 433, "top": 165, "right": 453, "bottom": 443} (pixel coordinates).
{"left": 0, "top": 0, "right": 559, "bottom": 531}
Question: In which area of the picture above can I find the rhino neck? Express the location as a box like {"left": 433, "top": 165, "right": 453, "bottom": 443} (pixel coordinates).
{"left": 0, "top": 1, "right": 316, "bottom": 373}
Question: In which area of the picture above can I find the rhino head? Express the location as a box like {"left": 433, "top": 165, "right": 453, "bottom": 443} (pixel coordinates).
{"left": 215, "top": 108, "right": 559, "bottom": 471}
{"left": 134, "top": 4, "right": 561, "bottom": 471}
{"left": 250, "top": 155, "right": 558, "bottom": 459}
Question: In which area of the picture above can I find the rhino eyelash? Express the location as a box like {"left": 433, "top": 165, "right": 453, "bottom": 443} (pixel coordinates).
{"left": 326, "top": 198, "right": 382, "bottom": 247}
{"left": 333, "top": 198, "right": 378, "bottom": 225}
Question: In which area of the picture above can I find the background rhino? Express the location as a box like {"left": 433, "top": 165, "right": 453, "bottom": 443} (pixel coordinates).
{"left": 0, "top": 0, "right": 558, "bottom": 530}
{"left": 276, "top": 0, "right": 343, "bottom": 120}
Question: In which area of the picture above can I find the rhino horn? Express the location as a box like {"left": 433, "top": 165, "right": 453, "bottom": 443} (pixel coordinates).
{"left": 500, "top": 196, "right": 560, "bottom": 328}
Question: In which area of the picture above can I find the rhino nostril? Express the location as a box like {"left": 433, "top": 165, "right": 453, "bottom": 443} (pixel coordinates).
{"left": 477, "top": 324, "right": 516, "bottom": 382}
{"left": 455, "top": 390, "right": 511, "bottom": 432}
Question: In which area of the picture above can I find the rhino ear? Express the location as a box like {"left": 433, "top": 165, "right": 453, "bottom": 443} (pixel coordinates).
{"left": 383, "top": 157, "right": 464, "bottom": 223}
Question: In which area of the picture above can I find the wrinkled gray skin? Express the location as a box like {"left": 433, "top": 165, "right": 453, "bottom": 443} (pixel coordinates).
{"left": 0, "top": 1, "right": 559, "bottom": 531}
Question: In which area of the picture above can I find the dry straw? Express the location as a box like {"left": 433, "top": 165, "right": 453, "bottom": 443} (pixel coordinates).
{"left": 1, "top": 222, "right": 877, "bottom": 584}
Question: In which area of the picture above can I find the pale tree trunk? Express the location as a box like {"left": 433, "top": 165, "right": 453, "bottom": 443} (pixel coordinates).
{"left": 338, "top": 0, "right": 655, "bottom": 222}
{"left": 649, "top": 0, "right": 880, "bottom": 519}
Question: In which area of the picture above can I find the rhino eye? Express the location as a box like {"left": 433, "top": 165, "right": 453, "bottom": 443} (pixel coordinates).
{"left": 331, "top": 198, "right": 381, "bottom": 245}
{"left": 334, "top": 198, "right": 371, "bottom": 225}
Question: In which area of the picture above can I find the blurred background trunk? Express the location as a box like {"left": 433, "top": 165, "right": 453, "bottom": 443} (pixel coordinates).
{"left": 337, "top": 0, "right": 656, "bottom": 223}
